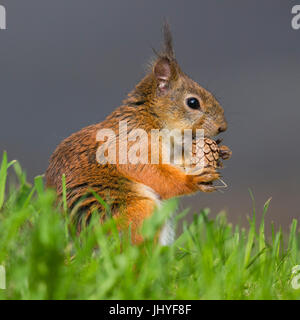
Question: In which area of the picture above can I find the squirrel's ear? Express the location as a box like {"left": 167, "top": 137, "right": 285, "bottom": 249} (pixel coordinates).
{"left": 153, "top": 57, "right": 172, "bottom": 94}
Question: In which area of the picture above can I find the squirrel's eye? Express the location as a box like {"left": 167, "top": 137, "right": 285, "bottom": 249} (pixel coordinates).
{"left": 186, "top": 97, "right": 200, "bottom": 110}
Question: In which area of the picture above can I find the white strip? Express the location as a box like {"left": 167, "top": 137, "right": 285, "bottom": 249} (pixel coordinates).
{"left": 136, "top": 183, "right": 175, "bottom": 246}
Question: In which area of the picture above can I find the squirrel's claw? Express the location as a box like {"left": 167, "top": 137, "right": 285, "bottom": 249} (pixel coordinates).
{"left": 188, "top": 166, "right": 220, "bottom": 192}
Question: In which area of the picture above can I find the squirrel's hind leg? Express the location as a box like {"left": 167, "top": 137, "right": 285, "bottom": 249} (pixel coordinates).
{"left": 114, "top": 198, "right": 157, "bottom": 245}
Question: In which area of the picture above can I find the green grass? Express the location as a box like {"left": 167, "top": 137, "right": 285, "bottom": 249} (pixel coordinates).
{"left": 0, "top": 150, "right": 300, "bottom": 300}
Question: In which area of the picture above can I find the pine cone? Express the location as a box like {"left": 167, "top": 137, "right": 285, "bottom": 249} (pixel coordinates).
{"left": 190, "top": 138, "right": 232, "bottom": 169}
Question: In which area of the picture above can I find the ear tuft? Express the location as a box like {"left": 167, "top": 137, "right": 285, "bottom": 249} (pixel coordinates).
{"left": 163, "top": 21, "right": 175, "bottom": 60}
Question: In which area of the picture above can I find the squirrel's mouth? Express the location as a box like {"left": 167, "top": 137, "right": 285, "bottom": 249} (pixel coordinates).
{"left": 192, "top": 126, "right": 224, "bottom": 143}
{"left": 192, "top": 133, "right": 223, "bottom": 146}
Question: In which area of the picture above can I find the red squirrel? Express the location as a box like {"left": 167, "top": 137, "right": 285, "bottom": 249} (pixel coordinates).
{"left": 45, "top": 24, "right": 229, "bottom": 244}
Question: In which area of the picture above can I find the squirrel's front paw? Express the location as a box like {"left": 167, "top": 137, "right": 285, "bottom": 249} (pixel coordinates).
{"left": 188, "top": 166, "right": 220, "bottom": 193}
{"left": 197, "top": 182, "right": 217, "bottom": 193}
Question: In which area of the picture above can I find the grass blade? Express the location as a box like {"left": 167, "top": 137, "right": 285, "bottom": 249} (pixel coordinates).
{"left": 62, "top": 174, "right": 68, "bottom": 213}
{"left": 0, "top": 152, "right": 15, "bottom": 210}
{"left": 34, "top": 175, "right": 44, "bottom": 197}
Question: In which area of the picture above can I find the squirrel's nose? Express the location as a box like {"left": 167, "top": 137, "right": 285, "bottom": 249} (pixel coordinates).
{"left": 218, "top": 122, "right": 227, "bottom": 133}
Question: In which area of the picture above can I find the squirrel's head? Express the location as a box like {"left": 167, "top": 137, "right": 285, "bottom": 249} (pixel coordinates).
{"left": 125, "top": 23, "right": 227, "bottom": 139}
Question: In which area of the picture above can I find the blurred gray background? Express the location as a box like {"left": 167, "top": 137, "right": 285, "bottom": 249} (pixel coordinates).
{"left": 0, "top": 0, "right": 299, "bottom": 231}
